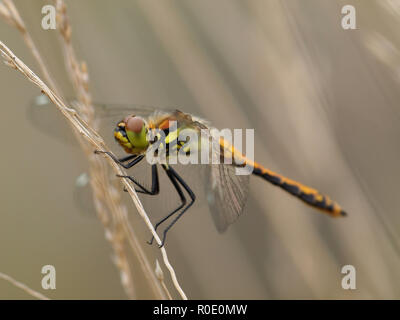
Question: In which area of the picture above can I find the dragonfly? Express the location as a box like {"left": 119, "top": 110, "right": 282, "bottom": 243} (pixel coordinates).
{"left": 29, "top": 96, "right": 347, "bottom": 247}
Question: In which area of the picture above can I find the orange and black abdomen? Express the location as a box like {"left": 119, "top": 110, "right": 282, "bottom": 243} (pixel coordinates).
{"left": 251, "top": 165, "right": 347, "bottom": 217}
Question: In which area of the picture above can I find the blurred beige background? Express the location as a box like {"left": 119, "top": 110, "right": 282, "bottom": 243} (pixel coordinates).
{"left": 0, "top": 0, "right": 400, "bottom": 299}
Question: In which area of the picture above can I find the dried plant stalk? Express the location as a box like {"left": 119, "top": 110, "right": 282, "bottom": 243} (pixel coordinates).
{"left": 0, "top": 272, "right": 50, "bottom": 300}
{"left": 1, "top": 0, "right": 60, "bottom": 96}
{"left": 0, "top": 0, "right": 137, "bottom": 298}
{"left": 0, "top": 3, "right": 186, "bottom": 299}
{"left": 54, "top": 0, "right": 179, "bottom": 299}
{"left": 0, "top": 40, "right": 187, "bottom": 300}
{"left": 55, "top": 0, "right": 134, "bottom": 299}
{"left": 155, "top": 260, "right": 173, "bottom": 300}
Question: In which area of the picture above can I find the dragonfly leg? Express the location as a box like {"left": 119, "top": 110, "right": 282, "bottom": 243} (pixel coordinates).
{"left": 147, "top": 164, "right": 187, "bottom": 245}
{"left": 94, "top": 150, "right": 143, "bottom": 169}
{"left": 118, "top": 154, "right": 139, "bottom": 163}
{"left": 158, "top": 166, "right": 196, "bottom": 248}
{"left": 96, "top": 150, "right": 155, "bottom": 193}
{"left": 118, "top": 164, "right": 159, "bottom": 195}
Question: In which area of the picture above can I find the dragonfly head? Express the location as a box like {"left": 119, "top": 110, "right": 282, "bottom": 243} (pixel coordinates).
{"left": 114, "top": 115, "right": 149, "bottom": 154}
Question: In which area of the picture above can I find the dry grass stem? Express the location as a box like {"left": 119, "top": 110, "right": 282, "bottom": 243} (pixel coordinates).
{"left": 0, "top": 39, "right": 186, "bottom": 300}
{"left": 155, "top": 259, "right": 173, "bottom": 300}
{"left": 0, "top": 272, "right": 50, "bottom": 300}
{"left": 55, "top": 0, "right": 135, "bottom": 299}
{"left": 0, "top": 1, "right": 186, "bottom": 299}
{"left": 54, "top": 0, "right": 176, "bottom": 299}
{"left": 1, "top": 0, "right": 60, "bottom": 96}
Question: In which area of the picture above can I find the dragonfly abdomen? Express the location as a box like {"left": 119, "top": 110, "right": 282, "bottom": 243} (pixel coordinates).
{"left": 251, "top": 164, "right": 346, "bottom": 217}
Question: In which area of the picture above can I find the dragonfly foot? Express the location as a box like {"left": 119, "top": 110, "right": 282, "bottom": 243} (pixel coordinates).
{"left": 158, "top": 232, "right": 167, "bottom": 248}
{"left": 117, "top": 175, "right": 148, "bottom": 193}
{"left": 146, "top": 235, "right": 165, "bottom": 248}
{"left": 147, "top": 237, "right": 154, "bottom": 245}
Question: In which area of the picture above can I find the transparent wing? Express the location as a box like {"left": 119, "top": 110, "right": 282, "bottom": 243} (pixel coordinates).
{"left": 197, "top": 125, "right": 251, "bottom": 233}
{"left": 27, "top": 95, "right": 78, "bottom": 145}
{"left": 27, "top": 95, "right": 173, "bottom": 217}
{"left": 207, "top": 164, "right": 250, "bottom": 233}
{"left": 27, "top": 94, "right": 176, "bottom": 146}
{"left": 168, "top": 115, "right": 252, "bottom": 232}
{"left": 93, "top": 101, "right": 172, "bottom": 121}
{"left": 73, "top": 172, "right": 96, "bottom": 218}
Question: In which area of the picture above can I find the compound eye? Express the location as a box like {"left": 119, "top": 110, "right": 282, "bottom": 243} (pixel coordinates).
{"left": 126, "top": 116, "right": 144, "bottom": 133}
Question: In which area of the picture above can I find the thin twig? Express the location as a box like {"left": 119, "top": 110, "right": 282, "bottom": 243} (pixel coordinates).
{"left": 0, "top": 39, "right": 187, "bottom": 300}
{"left": 0, "top": 0, "right": 173, "bottom": 299}
{"left": 54, "top": 0, "right": 175, "bottom": 299}
{"left": 1, "top": 0, "right": 60, "bottom": 96}
{"left": 155, "top": 260, "right": 173, "bottom": 300}
{"left": 54, "top": 0, "right": 136, "bottom": 299}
